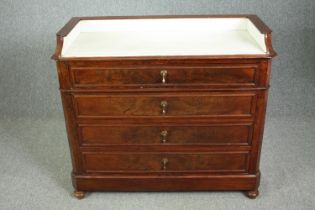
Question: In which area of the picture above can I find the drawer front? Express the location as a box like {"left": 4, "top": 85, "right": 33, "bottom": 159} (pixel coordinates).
{"left": 70, "top": 65, "right": 258, "bottom": 88}
{"left": 79, "top": 124, "right": 252, "bottom": 146}
{"left": 74, "top": 93, "right": 256, "bottom": 117}
{"left": 82, "top": 152, "right": 249, "bottom": 173}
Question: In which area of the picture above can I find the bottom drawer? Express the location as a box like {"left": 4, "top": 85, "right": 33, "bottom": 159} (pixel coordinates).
{"left": 82, "top": 152, "right": 249, "bottom": 173}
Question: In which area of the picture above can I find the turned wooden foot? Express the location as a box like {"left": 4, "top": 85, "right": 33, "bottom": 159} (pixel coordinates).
{"left": 245, "top": 189, "right": 259, "bottom": 199}
{"left": 73, "top": 191, "right": 86, "bottom": 199}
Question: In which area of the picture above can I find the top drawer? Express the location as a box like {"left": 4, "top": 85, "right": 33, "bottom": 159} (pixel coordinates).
{"left": 70, "top": 64, "right": 261, "bottom": 89}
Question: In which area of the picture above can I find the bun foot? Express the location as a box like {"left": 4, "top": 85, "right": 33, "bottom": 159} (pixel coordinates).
{"left": 73, "top": 191, "right": 86, "bottom": 199}
{"left": 245, "top": 189, "right": 259, "bottom": 199}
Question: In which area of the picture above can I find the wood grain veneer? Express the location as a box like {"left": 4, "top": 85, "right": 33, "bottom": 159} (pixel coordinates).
{"left": 52, "top": 15, "right": 276, "bottom": 199}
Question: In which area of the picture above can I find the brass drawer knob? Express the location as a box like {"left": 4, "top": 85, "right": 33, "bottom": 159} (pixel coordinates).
{"left": 160, "top": 101, "right": 168, "bottom": 115}
{"left": 160, "top": 70, "right": 168, "bottom": 84}
{"left": 161, "top": 158, "right": 168, "bottom": 170}
{"left": 160, "top": 130, "right": 168, "bottom": 143}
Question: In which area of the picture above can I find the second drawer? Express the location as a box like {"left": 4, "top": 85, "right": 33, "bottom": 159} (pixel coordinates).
{"left": 78, "top": 124, "right": 253, "bottom": 146}
{"left": 73, "top": 93, "right": 256, "bottom": 118}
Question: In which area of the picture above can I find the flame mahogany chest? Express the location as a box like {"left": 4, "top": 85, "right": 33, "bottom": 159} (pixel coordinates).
{"left": 52, "top": 15, "right": 276, "bottom": 199}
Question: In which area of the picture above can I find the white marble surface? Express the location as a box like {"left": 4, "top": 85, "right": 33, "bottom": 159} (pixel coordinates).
{"left": 61, "top": 18, "right": 267, "bottom": 57}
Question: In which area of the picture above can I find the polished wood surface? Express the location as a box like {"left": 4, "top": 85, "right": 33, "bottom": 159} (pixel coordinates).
{"left": 78, "top": 124, "right": 252, "bottom": 146}
{"left": 71, "top": 65, "right": 257, "bottom": 87}
{"left": 74, "top": 173, "right": 259, "bottom": 191}
{"left": 82, "top": 152, "right": 249, "bottom": 173}
{"left": 74, "top": 93, "right": 255, "bottom": 117}
{"left": 53, "top": 15, "right": 276, "bottom": 199}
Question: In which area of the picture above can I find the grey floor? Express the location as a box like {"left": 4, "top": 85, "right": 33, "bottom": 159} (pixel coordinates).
{"left": 1, "top": 116, "right": 314, "bottom": 210}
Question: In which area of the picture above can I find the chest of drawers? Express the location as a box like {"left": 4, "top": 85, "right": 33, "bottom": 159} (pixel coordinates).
{"left": 52, "top": 15, "right": 276, "bottom": 199}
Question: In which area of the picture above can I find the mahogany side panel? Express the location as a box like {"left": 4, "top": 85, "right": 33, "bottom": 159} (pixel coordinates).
{"left": 57, "top": 61, "right": 83, "bottom": 174}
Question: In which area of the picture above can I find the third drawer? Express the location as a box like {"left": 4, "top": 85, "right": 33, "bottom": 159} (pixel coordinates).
{"left": 78, "top": 123, "right": 253, "bottom": 146}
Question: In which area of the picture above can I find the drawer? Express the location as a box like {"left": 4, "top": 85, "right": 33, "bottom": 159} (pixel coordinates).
{"left": 78, "top": 124, "right": 252, "bottom": 146}
{"left": 70, "top": 65, "right": 259, "bottom": 88}
{"left": 82, "top": 152, "right": 249, "bottom": 173}
{"left": 73, "top": 93, "right": 256, "bottom": 118}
